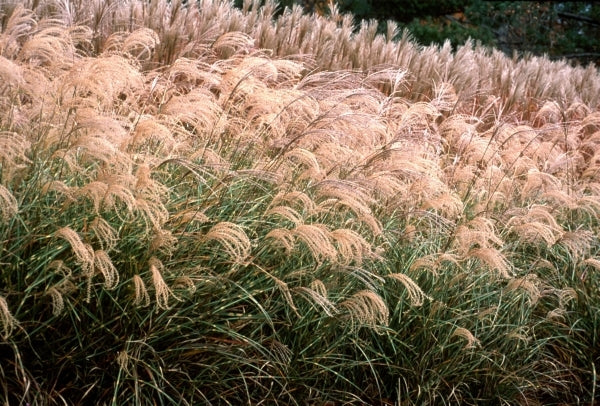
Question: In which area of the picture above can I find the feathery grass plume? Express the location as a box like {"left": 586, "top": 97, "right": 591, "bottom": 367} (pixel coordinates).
{"left": 256, "top": 265, "right": 299, "bottom": 316}
{"left": 581, "top": 111, "right": 600, "bottom": 136}
{"left": 164, "top": 58, "right": 222, "bottom": 94}
{"left": 459, "top": 132, "right": 499, "bottom": 168}
{"left": 54, "top": 226, "right": 95, "bottom": 301}
{"left": 203, "top": 221, "right": 251, "bottom": 263}
{"left": 311, "top": 142, "right": 358, "bottom": 176}
{"left": 540, "top": 189, "right": 578, "bottom": 213}
{"left": 116, "top": 349, "right": 130, "bottom": 374}
{"left": 361, "top": 147, "right": 440, "bottom": 196}
{"left": 54, "top": 226, "right": 94, "bottom": 274}
{"left": 0, "top": 58, "right": 30, "bottom": 130}
{"left": 384, "top": 273, "right": 430, "bottom": 307}
{"left": 556, "top": 230, "right": 596, "bottom": 262}
{"left": 466, "top": 164, "right": 512, "bottom": 212}
{"left": 134, "top": 193, "right": 169, "bottom": 231}
{"left": 505, "top": 205, "right": 563, "bottom": 247}
{"left": 121, "top": 28, "right": 160, "bottom": 62}
{"left": 314, "top": 179, "right": 382, "bottom": 236}
{"left": 0, "top": 51, "right": 23, "bottom": 84}
{"left": 403, "top": 223, "right": 418, "bottom": 242}
{"left": 218, "top": 55, "right": 279, "bottom": 104}
{"left": 580, "top": 257, "right": 600, "bottom": 281}
{"left": 0, "top": 295, "right": 17, "bottom": 339}
{"left": 212, "top": 31, "right": 254, "bottom": 59}
{"left": 244, "top": 87, "right": 315, "bottom": 147}
{"left": 61, "top": 54, "right": 143, "bottom": 110}
{"left": 294, "top": 281, "right": 337, "bottom": 317}
{"left": 264, "top": 205, "right": 303, "bottom": 226}
{"left": 573, "top": 193, "right": 600, "bottom": 221}
{"left": 46, "top": 286, "right": 64, "bottom": 317}
{"left": 505, "top": 274, "right": 544, "bottom": 306}
{"left": 533, "top": 101, "right": 562, "bottom": 127}
{"left": 555, "top": 287, "right": 578, "bottom": 309}
{"left": 169, "top": 207, "right": 210, "bottom": 230}
{"left": 282, "top": 147, "right": 324, "bottom": 182}
{"left": 422, "top": 191, "right": 463, "bottom": 220}
{"left": 149, "top": 228, "right": 178, "bottom": 256}
{"left": 0, "top": 4, "right": 36, "bottom": 59}
{"left": 38, "top": 0, "right": 600, "bottom": 111}
{"left": 408, "top": 255, "right": 440, "bottom": 276}
{"left": 453, "top": 216, "right": 503, "bottom": 257}
{"left": 270, "top": 190, "right": 316, "bottom": 214}
{"left": 71, "top": 108, "right": 132, "bottom": 148}
{"left": 172, "top": 275, "right": 196, "bottom": 295}
{"left": 292, "top": 223, "right": 337, "bottom": 263}
{"left": 399, "top": 101, "right": 440, "bottom": 135}
{"left": 309, "top": 278, "right": 328, "bottom": 298}
{"left": 64, "top": 132, "right": 127, "bottom": 169}
{"left": 0, "top": 184, "right": 18, "bottom": 221}
{"left": 134, "top": 163, "right": 168, "bottom": 198}
{"left": 431, "top": 81, "right": 458, "bottom": 113}
{"left": 494, "top": 124, "right": 538, "bottom": 164}
{"left": 544, "top": 151, "right": 582, "bottom": 181}
{"left": 578, "top": 130, "right": 600, "bottom": 168}
{"left": 75, "top": 180, "right": 109, "bottom": 214}
{"left": 546, "top": 307, "right": 567, "bottom": 323}
{"left": 451, "top": 327, "right": 480, "bottom": 349}
{"left": 148, "top": 256, "right": 171, "bottom": 310}
{"left": 439, "top": 114, "right": 490, "bottom": 162}
{"left": 18, "top": 22, "right": 79, "bottom": 70}
{"left": 565, "top": 102, "right": 590, "bottom": 122}
{"left": 93, "top": 250, "right": 119, "bottom": 290}
{"left": 129, "top": 116, "right": 178, "bottom": 155}
{"left": 132, "top": 274, "right": 151, "bottom": 307}
{"left": 466, "top": 247, "right": 512, "bottom": 279}
{"left": 1, "top": 0, "right": 599, "bottom": 403}
{"left": 81, "top": 173, "right": 138, "bottom": 216}
{"left": 40, "top": 180, "right": 76, "bottom": 204}
{"left": 336, "top": 265, "right": 385, "bottom": 291}
{"left": 47, "top": 260, "right": 72, "bottom": 278}
{"left": 89, "top": 216, "right": 117, "bottom": 251}
{"left": 580, "top": 150, "right": 600, "bottom": 182}
{"left": 409, "top": 252, "right": 460, "bottom": 277}
{"left": 162, "top": 87, "right": 223, "bottom": 137}
{"left": 364, "top": 170, "right": 411, "bottom": 209}
{"left": 505, "top": 327, "right": 531, "bottom": 347}
{"left": 330, "top": 228, "right": 375, "bottom": 266}
{"left": 364, "top": 67, "right": 408, "bottom": 99}
{"left": 0, "top": 131, "right": 31, "bottom": 182}
{"left": 264, "top": 227, "right": 295, "bottom": 253}
{"left": 339, "top": 290, "right": 389, "bottom": 328}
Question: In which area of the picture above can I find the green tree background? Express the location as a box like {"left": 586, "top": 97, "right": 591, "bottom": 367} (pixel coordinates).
{"left": 266, "top": 1, "right": 600, "bottom": 66}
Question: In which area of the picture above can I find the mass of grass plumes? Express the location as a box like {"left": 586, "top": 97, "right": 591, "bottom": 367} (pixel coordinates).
{"left": 1, "top": 0, "right": 599, "bottom": 404}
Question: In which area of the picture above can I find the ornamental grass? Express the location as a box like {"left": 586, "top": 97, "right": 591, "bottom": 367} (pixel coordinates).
{"left": 0, "top": 0, "right": 599, "bottom": 404}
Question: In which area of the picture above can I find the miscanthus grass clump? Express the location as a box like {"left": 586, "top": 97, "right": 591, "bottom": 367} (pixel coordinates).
{"left": 1, "top": 0, "right": 599, "bottom": 404}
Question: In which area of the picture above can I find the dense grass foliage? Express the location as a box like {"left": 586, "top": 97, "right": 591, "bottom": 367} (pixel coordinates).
{"left": 1, "top": 0, "right": 599, "bottom": 404}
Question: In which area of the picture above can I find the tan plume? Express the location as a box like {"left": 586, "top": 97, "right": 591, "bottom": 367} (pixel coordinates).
{"left": 203, "top": 222, "right": 251, "bottom": 263}
{"left": 0, "top": 295, "right": 18, "bottom": 339}
{"left": 452, "top": 327, "right": 480, "bottom": 349}
{"left": 340, "top": 290, "right": 389, "bottom": 327}
{"left": 385, "top": 273, "right": 430, "bottom": 306}
{"left": 132, "top": 274, "right": 151, "bottom": 307}
{"left": 149, "top": 257, "right": 172, "bottom": 310}
{"left": 54, "top": 227, "right": 94, "bottom": 275}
